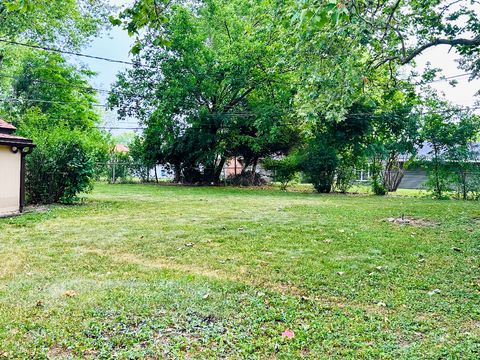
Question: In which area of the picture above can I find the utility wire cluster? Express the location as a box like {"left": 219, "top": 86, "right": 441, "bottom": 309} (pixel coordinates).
{"left": 0, "top": 38, "right": 478, "bottom": 132}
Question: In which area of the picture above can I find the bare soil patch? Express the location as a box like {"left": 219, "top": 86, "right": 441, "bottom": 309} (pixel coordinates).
{"left": 385, "top": 216, "right": 438, "bottom": 227}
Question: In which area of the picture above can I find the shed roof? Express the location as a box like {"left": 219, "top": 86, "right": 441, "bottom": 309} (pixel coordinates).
{"left": 0, "top": 119, "right": 35, "bottom": 148}
{"left": 0, "top": 119, "right": 17, "bottom": 134}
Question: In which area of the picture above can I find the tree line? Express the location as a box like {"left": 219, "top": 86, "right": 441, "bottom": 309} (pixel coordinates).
{"left": 0, "top": 0, "right": 479, "bottom": 203}
{"left": 109, "top": 0, "right": 480, "bottom": 197}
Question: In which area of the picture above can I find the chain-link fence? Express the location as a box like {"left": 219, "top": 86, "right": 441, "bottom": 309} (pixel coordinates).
{"left": 95, "top": 162, "right": 175, "bottom": 184}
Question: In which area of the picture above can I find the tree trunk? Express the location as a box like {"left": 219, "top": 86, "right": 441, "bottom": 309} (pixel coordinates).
{"left": 213, "top": 157, "right": 227, "bottom": 184}
{"left": 154, "top": 166, "right": 159, "bottom": 184}
{"left": 174, "top": 163, "right": 181, "bottom": 183}
{"left": 433, "top": 145, "right": 441, "bottom": 198}
{"left": 241, "top": 156, "right": 252, "bottom": 175}
{"left": 382, "top": 153, "right": 405, "bottom": 192}
{"left": 251, "top": 157, "right": 259, "bottom": 183}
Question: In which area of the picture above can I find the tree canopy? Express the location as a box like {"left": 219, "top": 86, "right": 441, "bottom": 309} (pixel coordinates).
{"left": 108, "top": 0, "right": 480, "bottom": 191}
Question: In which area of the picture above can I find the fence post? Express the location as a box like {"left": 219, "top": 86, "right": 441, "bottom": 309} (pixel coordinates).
{"left": 112, "top": 161, "right": 116, "bottom": 184}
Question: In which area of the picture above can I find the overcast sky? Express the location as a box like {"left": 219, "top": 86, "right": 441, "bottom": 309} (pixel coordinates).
{"left": 79, "top": 1, "right": 480, "bottom": 134}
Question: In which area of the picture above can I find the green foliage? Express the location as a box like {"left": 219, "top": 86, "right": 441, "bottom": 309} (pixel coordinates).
{"left": 3, "top": 51, "right": 110, "bottom": 204}
{"left": 110, "top": 152, "right": 135, "bottom": 184}
{"left": 371, "top": 179, "right": 388, "bottom": 196}
{"left": 333, "top": 163, "right": 356, "bottom": 194}
{"left": 302, "top": 136, "right": 337, "bottom": 193}
{"left": 6, "top": 52, "right": 100, "bottom": 129}
{"left": 0, "top": 0, "right": 109, "bottom": 46}
{"left": 110, "top": 0, "right": 303, "bottom": 184}
{"left": 420, "top": 100, "right": 480, "bottom": 199}
{"left": 109, "top": 0, "right": 170, "bottom": 54}
{"left": 293, "top": 0, "right": 480, "bottom": 76}
{"left": 24, "top": 125, "right": 104, "bottom": 204}
{"left": 129, "top": 136, "right": 157, "bottom": 182}
{"left": 263, "top": 155, "right": 301, "bottom": 190}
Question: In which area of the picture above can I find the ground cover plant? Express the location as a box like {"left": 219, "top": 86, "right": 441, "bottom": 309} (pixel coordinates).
{"left": 0, "top": 184, "right": 479, "bottom": 358}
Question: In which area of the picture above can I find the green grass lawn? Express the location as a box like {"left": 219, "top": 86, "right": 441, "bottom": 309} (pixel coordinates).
{"left": 1, "top": 184, "right": 479, "bottom": 358}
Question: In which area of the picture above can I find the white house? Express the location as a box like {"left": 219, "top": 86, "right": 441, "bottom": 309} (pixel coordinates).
{"left": 0, "top": 119, "right": 35, "bottom": 216}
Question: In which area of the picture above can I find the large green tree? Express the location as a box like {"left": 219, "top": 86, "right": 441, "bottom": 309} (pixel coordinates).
{"left": 0, "top": 0, "right": 109, "bottom": 46}
{"left": 110, "top": 0, "right": 303, "bottom": 184}
{"left": 0, "top": 0, "right": 111, "bottom": 204}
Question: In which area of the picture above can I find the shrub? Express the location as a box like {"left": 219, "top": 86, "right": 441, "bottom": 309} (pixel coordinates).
{"left": 302, "top": 140, "right": 337, "bottom": 193}
{"left": 110, "top": 152, "right": 134, "bottom": 183}
{"left": 334, "top": 163, "right": 356, "bottom": 193}
{"left": 263, "top": 155, "right": 300, "bottom": 190}
{"left": 25, "top": 127, "right": 108, "bottom": 204}
{"left": 372, "top": 179, "right": 387, "bottom": 196}
{"left": 424, "top": 161, "right": 453, "bottom": 199}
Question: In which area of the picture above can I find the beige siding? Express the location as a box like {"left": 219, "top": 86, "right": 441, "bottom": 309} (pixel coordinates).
{"left": 0, "top": 145, "right": 20, "bottom": 216}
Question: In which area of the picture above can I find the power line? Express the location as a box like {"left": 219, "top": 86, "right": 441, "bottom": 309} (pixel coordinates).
{"left": 418, "top": 72, "right": 474, "bottom": 85}
{"left": 0, "top": 39, "right": 140, "bottom": 67}
{"left": 2, "top": 97, "right": 107, "bottom": 108}
{"left": 96, "top": 105, "right": 480, "bottom": 131}
{"left": 0, "top": 73, "right": 110, "bottom": 93}
{"left": 96, "top": 126, "right": 146, "bottom": 130}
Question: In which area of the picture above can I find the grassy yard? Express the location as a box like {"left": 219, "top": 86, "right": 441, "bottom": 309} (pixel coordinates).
{"left": 1, "top": 184, "right": 479, "bottom": 358}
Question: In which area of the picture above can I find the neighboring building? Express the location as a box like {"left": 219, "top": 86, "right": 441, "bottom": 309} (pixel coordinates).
{"left": 225, "top": 157, "right": 243, "bottom": 177}
{"left": 356, "top": 143, "right": 480, "bottom": 189}
{"left": 114, "top": 143, "right": 129, "bottom": 154}
{"left": 0, "top": 119, "right": 35, "bottom": 216}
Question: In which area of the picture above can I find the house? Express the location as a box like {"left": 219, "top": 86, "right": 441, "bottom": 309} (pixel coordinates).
{"left": 114, "top": 143, "right": 129, "bottom": 154}
{"left": 0, "top": 119, "right": 35, "bottom": 216}
{"left": 398, "top": 142, "right": 480, "bottom": 189}
{"left": 355, "top": 143, "right": 480, "bottom": 189}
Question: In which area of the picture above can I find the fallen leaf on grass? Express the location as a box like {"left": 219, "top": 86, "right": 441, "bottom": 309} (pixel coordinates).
{"left": 281, "top": 329, "right": 295, "bottom": 339}
{"left": 64, "top": 290, "right": 77, "bottom": 298}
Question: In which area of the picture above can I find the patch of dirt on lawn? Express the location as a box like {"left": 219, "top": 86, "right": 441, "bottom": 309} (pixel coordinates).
{"left": 385, "top": 216, "right": 438, "bottom": 227}
{"left": 47, "top": 345, "right": 73, "bottom": 359}
{"left": 461, "top": 320, "right": 480, "bottom": 335}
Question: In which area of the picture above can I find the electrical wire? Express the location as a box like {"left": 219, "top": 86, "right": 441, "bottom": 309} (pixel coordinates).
{"left": 0, "top": 39, "right": 140, "bottom": 67}
{"left": 0, "top": 73, "right": 110, "bottom": 93}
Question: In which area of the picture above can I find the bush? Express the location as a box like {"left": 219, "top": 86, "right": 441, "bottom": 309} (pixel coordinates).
{"left": 263, "top": 155, "right": 300, "bottom": 190}
{"left": 25, "top": 128, "right": 108, "bottom": 204}
{"left": 334, "top": 164, "right": 356, "bottom": 193}
{"left": 372, "top": 179, "right": 387, "bottom": 196}
{"left": 302, "top": 140, "right": 337, "bottom": 193}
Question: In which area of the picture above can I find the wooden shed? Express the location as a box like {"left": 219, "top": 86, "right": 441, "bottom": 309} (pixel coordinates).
{"left": 0, "top": 119, "right": 35, "bottom": 216}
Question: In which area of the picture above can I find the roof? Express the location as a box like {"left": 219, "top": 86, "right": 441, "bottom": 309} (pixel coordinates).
{"left": 0, "top": 119, "right": 35, "bottom": 148}
{"left": 114, "top": 144, "right": 129, "bottom": 153}
{"left": 0, "top": 133, "right": 35, "bottom": 147}
{"left": 0, "top": 119, "right": 17, "bottom": 134}
{"left": 417, "top": 142, "right": 480, "bottom": 161}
